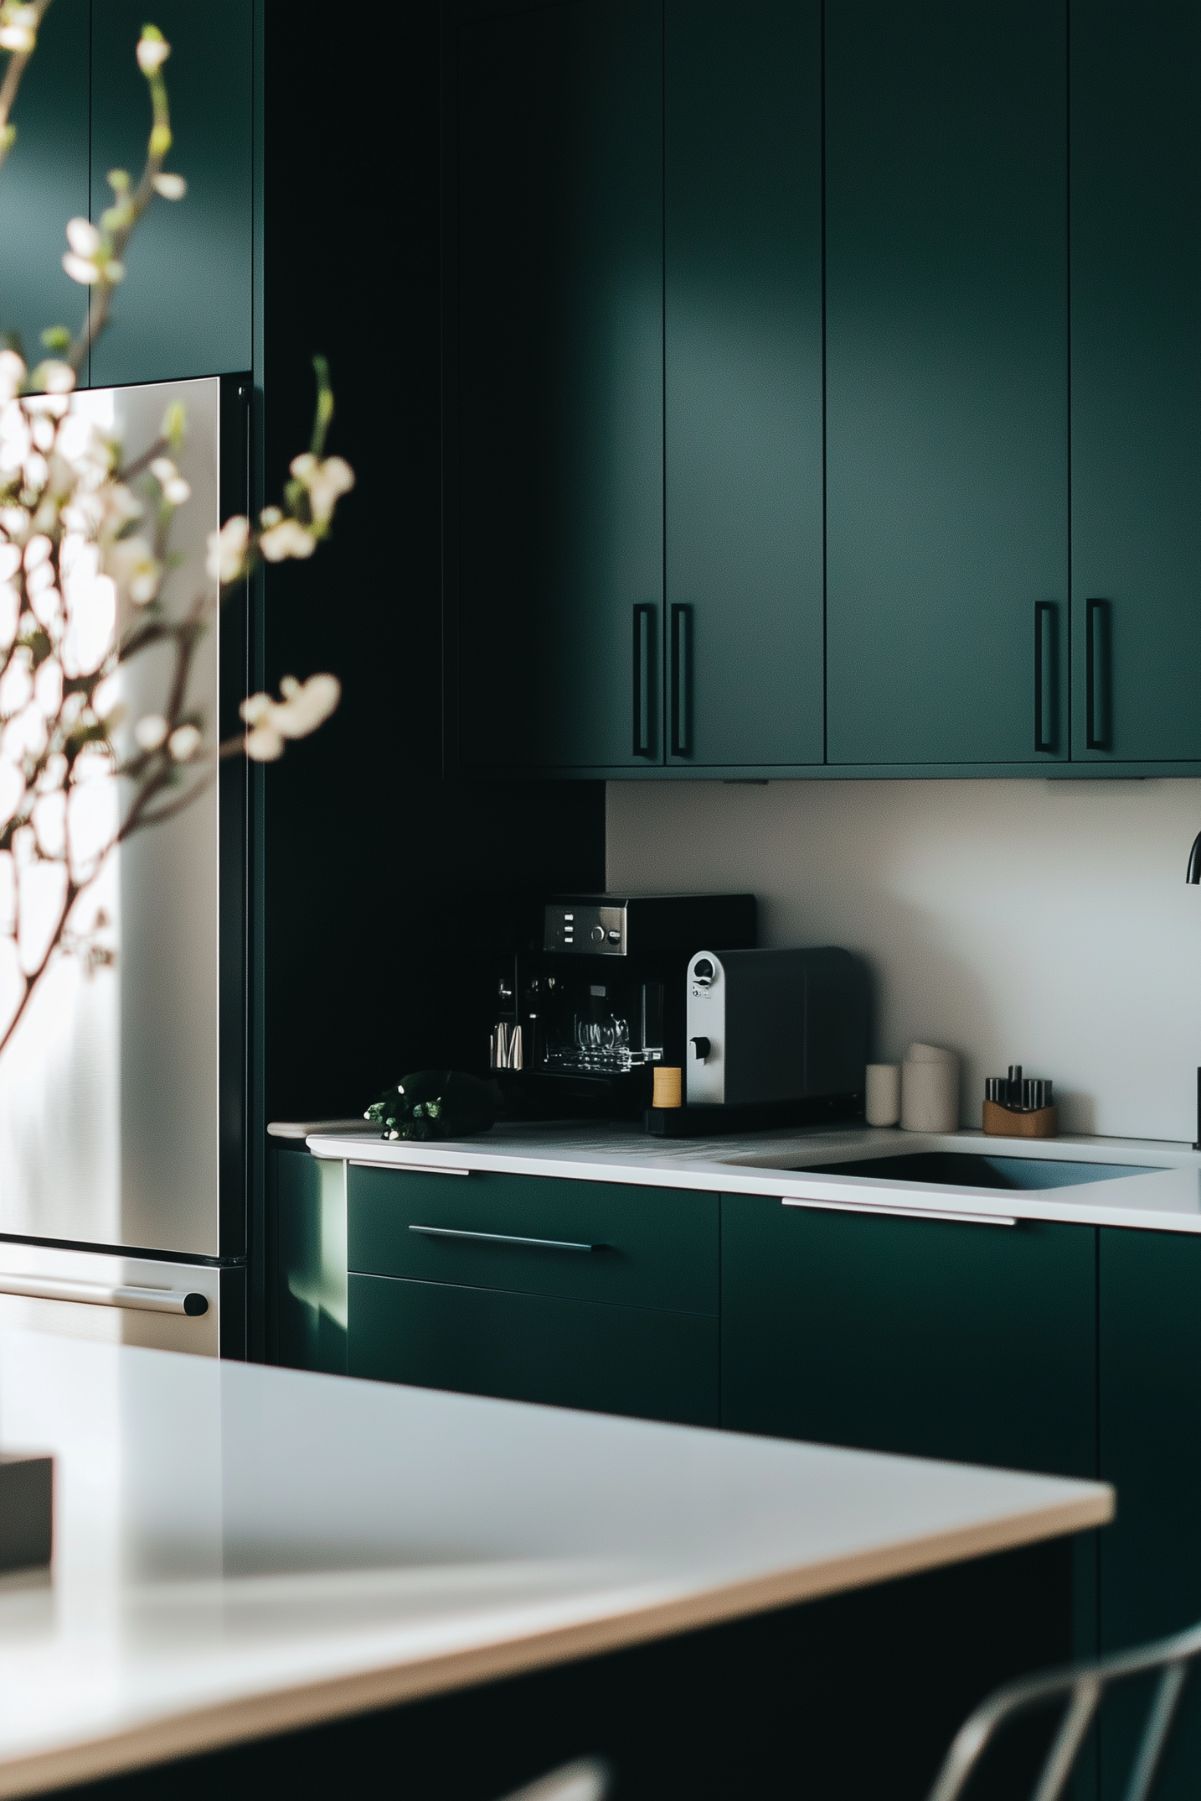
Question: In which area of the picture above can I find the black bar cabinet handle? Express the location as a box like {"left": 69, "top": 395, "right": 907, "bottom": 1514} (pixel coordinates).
{"left": 670, "top": 603, "right": 692, "bottom": 758}
{"left": 632, "top": 603, "right": 654, "bottom": 757}
{"left": 408, "top": 1224, "right": 601, "bottom": 1253}
{"left": 1086, "top": 598, "right": 1108, "bottom": 750}
{"left": 1034, "top": 601, "right": 1055, "bottom": 753}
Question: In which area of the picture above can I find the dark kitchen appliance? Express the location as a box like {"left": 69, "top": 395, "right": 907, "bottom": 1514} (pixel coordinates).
{"left": 673, "top": 946, "right": 870, "bottom": 1134}
{"left": 490, "top": 894, "right": 757, "bottom": 1118}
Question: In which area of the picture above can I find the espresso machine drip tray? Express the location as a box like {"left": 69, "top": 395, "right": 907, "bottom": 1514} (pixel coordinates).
{"left": 541, "top": 1047, "right": 663, "bottom": 1077}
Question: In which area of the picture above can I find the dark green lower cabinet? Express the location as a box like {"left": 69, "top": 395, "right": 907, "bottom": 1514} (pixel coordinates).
{"left": 348, "top": 1273, "right": 718, "bottom": 1427}
{"left": 268, "top": 1146, "right": 347, "bottom": 1377}
{"left": 721, "top": 1198, "right": 1097, "bottom": 1477}
{"left": 722, "top": 1195, "right": 1101, "bottom": 1799}
{"left": 1099, "top": 1229, "right": 1201, "bottom": 1801}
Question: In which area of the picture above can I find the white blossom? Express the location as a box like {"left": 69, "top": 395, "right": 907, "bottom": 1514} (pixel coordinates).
{"left": 259, "top": 518, "right": 316, "bottom": 563}
{"left": 62, "top": 217, "right": 124, "bottom": 287}
{"left": 0, "top": 6, "right": 38, "bottom": 53}
{"left": 152, "top": 172, "right": 187, "bottom": 201}
{"left": 206, "top": 514, "right": 251, "bottom": 583}
{"left": 0, "top": 760, "right": 24, "bottom": 832}
{"left": 29, "top": 360, "right": 75, "bottom": 396}
{"left": 0, "top": 351, "right": 26, "bottom": 403}
{"left": 150, "top": 456, "right": 190, "bottom": 506}
{"left": 136, "top": 31, "right": 170, "bottom": 75}
{"left": 63, "top": 479, "right": 141, "bottom": 543}
{"left": 167, "top": 723, "right": 202, "bottom": 762}
{"left": 240, "top": 673, "right": 340, "bottom": 761}
{"left": 103, "top": 536, "right": 161, "bottom": 606}
{"left": 134, "top": 714, "right": 168, "bottom": 752}
{"left": 290, "top": 452, "right": 355, "bottom": 527}
{"left": 243, "top": 721, "right": 284, "bottom": 762}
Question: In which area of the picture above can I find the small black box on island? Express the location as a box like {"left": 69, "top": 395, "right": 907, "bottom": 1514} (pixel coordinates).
{"left": 0, "top": 1452, "right": 53, "bottom": 1572}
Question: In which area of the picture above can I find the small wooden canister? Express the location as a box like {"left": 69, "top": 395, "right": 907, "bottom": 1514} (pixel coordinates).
{"left": 982, "top": 1099, "right": 1058, "bottom": 1139}
{"left": 652, "top": 1065, "right": 683, "bottom": 1109}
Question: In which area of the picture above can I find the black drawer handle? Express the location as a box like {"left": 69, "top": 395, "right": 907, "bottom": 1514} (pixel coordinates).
{"left": 1034, "top": 600, "right": 1056, "bottom": 753}
{"left": 408, "top": 1224, "right": 603, "bottom": 1253}
{"left": 1086, "top": 598, "right": 1110, "bottom": 751}
{"left": 670, "top": 602, "right": 692, "bottom": 758}
{"left": 632, "top": 602, "right": 655, "bottom": 757}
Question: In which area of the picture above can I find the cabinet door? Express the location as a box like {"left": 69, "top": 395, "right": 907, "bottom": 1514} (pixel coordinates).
{"left": 1099, "top": 1230, "right": 1201, "bottom": 1801}
{"left": 0, "top": 0, "right": 89, "bottom": 373}
{"left": 1071, "top": 2, "right": 1201, "bottom": 763}
{"left": 825, "top": 0, "right": 1068, "bottom": 767}
{"left": 722, "top": 1197, "right": 1096, "bottom": 1479}
{"left": 349, "top": 1273, "right": 718, "bottom": 1427}
{"left": 90, "top": 0, "right": 253, "bottom": 385}
{"left": 664, "top": 0, "right": 823, "bottom": 768}
{"left": 454, "top": 0, "right": 662, "bottom": 771}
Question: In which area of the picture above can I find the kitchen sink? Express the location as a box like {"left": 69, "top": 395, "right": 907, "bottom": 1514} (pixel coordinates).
{"left": 742, "top": 1150, "right": 1165, "bottom": 1191}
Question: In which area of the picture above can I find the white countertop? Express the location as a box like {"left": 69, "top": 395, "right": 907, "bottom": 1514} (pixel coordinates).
{"left": 305, "top": 1120, "right": 1201, "bottom": 1233}
{"left": 0, "top": 1332, "right": 1111, "bottom": 1796}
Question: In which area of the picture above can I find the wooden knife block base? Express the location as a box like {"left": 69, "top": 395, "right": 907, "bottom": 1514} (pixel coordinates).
{"left": 983, "top": 1099, "right": 1058, "bottom": 1139}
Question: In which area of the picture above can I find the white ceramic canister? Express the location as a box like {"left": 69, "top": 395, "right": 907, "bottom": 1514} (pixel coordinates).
{"left": 900, "top": 1042, "right": 959, "bottom": 1133}
{"left": 865, "top": 1063, "right": 902, "bottom": 1127}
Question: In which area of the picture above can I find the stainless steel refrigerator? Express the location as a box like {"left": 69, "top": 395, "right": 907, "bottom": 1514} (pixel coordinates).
{"left": 0, "top": 376, "right": 250, "bottom": 1355}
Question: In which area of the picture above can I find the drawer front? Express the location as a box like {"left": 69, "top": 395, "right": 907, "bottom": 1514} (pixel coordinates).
{"left": 721, "top": 1195, "right": 1096, "bottom": 1479}
{"left": 348, "top": 1273, "right": 719, "bottom": 1427}
{"left": 347, "top": 1166, "right": 717, "bottom": 1315}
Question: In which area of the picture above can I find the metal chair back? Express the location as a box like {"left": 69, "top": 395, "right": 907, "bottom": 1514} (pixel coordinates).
{"left": 926, "top": 1618, "right": 1201, "bottom": 1801}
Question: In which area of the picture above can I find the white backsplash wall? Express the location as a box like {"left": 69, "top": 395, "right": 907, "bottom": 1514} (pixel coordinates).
{"left": 606, "top": 779, "right": 1201, "bottom": 1142}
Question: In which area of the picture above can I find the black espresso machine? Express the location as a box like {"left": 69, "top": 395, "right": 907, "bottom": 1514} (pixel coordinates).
{"left": 489, "top": 893, "right": 757, "bottom": 1119}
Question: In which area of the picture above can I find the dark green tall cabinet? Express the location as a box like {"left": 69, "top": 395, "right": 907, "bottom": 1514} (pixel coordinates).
{"left": 90, "top": 0, "right": 253, "bottom": 387}
{"left": 453, "top": 0, "right": 825, "bottom": 774}
{"left": 664, "top": 0, "right": 823, "bottom": 768}
{"left": 0, "top": 0, "right": 89, "bottom": 369}
{"left": 453, "top": 0, "right": 663, "bottom": 771}
{"left": 1071, "top": 0, "right": 1201, "bottom": 764}
{"left": 824, "top": 0, "right": 1069, "bottom": 767}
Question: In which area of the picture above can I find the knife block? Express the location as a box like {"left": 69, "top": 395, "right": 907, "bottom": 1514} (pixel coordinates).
{"left": 982, "top": 1099, "right": 1058, "bottom": 1139}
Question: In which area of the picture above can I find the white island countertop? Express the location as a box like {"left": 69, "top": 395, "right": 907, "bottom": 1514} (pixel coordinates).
{"left": 0, "top": 1331, "right": 1111, "bottom": 1796}
{"left": 305, "top": 1120, "right": 1201, "bottom": 1234}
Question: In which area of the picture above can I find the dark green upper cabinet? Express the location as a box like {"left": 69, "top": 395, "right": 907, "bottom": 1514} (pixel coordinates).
{"left": 664, "top": 0, "right": 823, "bottom": 768}
{"left": 90, "top": 0, "right": 253, "bottom": 387}
{"left": 1071, "top": 1, "right": 1201, "bottom": 764}
{"left": 454, "top": 0, "right": 663, "bottom": 771}
{"left": 0, "top": 0, "right": 89, "bottom": 373}
{"left": 824, "top": 0, "right": 1069, "bottom": 767}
